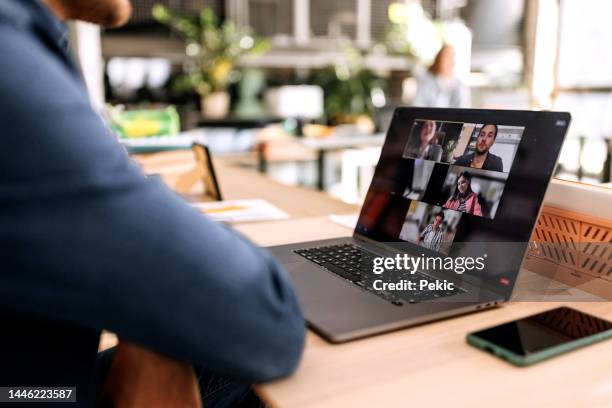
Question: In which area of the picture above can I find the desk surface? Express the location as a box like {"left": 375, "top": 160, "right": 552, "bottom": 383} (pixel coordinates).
{"left": 137, "top": 150, "right": 357, "bottom": 218}
{"left": 237, "top": 217, "right": 611, "bottom": 408}
{"left": 137, "top": 151, "right": 612, "bottom": 408}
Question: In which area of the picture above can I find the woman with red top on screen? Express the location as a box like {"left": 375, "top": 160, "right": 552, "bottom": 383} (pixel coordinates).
{"left": 443, "top": 171, "right": 483, "bottom": 216}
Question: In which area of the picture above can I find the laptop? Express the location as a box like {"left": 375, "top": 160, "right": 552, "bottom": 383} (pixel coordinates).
{"left": 269, "top": 108, "right": 571, "bottom": 343}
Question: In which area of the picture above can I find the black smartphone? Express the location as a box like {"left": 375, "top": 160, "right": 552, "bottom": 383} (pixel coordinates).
{"left": 467, "top": 307, "right": 612, "bottom": 366}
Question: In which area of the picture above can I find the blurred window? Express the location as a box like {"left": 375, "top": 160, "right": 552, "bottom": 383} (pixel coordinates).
{"left": 247, "top": 0, "right": 294, "bottom": 38}
{"left": 556, "top": 0, "right": 612, "bottom": 88}
{"left": 107, "top": 0, "right": 224, "bottom": 34}
{"left": 309, "top": 0, "right": 356, "bottom": 41}
{"left": 552, "top": 0, "right": 612, "bottom": 185}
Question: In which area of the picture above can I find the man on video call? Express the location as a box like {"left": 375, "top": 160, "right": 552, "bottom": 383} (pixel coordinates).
{"left": 0, "top": 1, "right": 305, "bottom": 407}
{"left": 417, "top": 211, "right": 445, "bottom": 252}
{"left": 453, "top": 123, "right": 504, "bottom": 172}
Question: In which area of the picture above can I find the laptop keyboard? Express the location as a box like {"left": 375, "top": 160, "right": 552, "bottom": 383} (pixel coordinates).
{"left": 294, "top": 243, "right": 464, "bottom": 305}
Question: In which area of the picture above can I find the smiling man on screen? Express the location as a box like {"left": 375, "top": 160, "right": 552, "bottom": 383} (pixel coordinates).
{"left": 454, "top": 123, "right": 504, "bottom": 172}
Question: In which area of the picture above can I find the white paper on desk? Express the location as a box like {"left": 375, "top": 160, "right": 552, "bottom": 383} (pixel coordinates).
{"left": 191, "top": 199, "right": 289, "bottom": 222}
{"left": 329, "top": 213, "right": 359, "bottom": 230}
{"left": 120, "top": 132, "right": 193, "bottom": 148}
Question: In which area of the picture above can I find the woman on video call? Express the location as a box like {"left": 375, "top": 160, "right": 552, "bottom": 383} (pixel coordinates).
{"left": 403, "top": 120, "right": 443, "bottom": 161}
{"left": 443, "top": 171, "right": 483, "bottom": 216}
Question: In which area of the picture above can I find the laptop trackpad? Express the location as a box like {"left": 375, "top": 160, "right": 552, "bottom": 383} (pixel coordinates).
{"left": 283, "top": 260, "right": 366, "bottom": 303}
{"left": 283, "top": 261, "right": 403, "bottom": 335}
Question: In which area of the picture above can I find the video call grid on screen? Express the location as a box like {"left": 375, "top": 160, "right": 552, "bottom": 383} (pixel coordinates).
{"left": 364, "top": 118, "right": 526, "bottom": 254}
{"left": 402, "top": 119, "right": 525, "bottom": 172}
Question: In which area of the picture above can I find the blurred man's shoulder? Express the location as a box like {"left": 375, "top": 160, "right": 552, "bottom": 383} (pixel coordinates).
{"left": 487, "top": 153, "right": 504, "bottom": 171}
{"left": 0, "top": 0, "right": 37, "bottom": 28}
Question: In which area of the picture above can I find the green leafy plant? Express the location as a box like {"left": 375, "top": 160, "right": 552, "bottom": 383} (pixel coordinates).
{"left": 152, "top": 5, "right": 269, "bottom": 95}
{"left": 313, "top": 48, "right": 387, "bottom": 124}
{"left": 443, "top": 138, "right": 457, "bottom": 162}
{"left": 382, "top": 2, "right": 443, "bottom": 64}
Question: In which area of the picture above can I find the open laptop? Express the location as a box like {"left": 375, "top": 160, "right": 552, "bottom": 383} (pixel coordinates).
{"left": 269, "top": 108, "right": 571, "bottom": 343}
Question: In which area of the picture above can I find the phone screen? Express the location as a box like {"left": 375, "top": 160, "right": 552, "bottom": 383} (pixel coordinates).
{"left": 471, "top": 307, "right": 612, "bottom": 356}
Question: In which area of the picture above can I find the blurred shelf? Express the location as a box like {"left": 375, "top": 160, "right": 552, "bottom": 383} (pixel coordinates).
{"left": 101, "top": 35, "right": 413, "bottom": 71}
{"left": 102, "top": 35, "right": 184, "bottom": 61}
{"left": 239, "top": 51, "right": 412, "bottom": 71}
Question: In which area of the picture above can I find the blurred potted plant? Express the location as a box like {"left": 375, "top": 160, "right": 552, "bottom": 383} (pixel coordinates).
{"left": 152, "top": 5, "right": 269, "bottom": 118}
{"left": 383, "top": 2, "right": 441, "bottom": 64}
{"left": 313, "top": 48, "right": 387, "bottom": 130}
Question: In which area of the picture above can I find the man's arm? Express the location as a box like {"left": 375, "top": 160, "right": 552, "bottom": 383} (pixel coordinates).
{"left": 0, "top": 24, "right": 305, "bottom": 383}
{"left": 417, "top": 225, "right": 430, "bottom": 243}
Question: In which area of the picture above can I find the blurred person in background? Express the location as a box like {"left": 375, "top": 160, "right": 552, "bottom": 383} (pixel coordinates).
{"left": 0, "top": 0, "right": 305, "bottom": 407}
{"left": 412, "top": 44, "right": 470, "bottom": 108}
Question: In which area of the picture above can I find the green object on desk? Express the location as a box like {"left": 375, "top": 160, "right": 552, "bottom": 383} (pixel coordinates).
{"left": 111, "top": 106, "right": 180, "bottom": 139}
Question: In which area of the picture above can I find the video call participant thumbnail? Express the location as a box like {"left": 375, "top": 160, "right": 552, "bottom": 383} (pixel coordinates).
{"left": 398, "top": 202, "right": 460, "bottom": 254}
{"left": 443, "top": 171, "right": 483, "bottom": 216}
{"left": 417, "top": 210, "right": 446, "bottom": 252}
{"left": 454, "top": 124, "right": 503, "bottom": 172}
{"left": 402, "top": 120, "right": 443, "bottom": 161}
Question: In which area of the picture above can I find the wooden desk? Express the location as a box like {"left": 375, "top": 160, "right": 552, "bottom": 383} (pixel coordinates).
{"left": 136, "top": 150, "right": 357, "bottom": 218}
{"left": 136, "top": 151, "right": 612, "bottom": 407}
{"left": 237, "top": 218, "right": 612, "bottom": 408}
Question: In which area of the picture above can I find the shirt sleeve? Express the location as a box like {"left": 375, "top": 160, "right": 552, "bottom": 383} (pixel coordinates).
{"left": 420, "top": 224, "right": 431, "bottom": 238}
{"left": 471, "top": 195, "right": 483, "bottom": 217}
{"left": 0, "top": 24, "right": 305, "bottom": 383}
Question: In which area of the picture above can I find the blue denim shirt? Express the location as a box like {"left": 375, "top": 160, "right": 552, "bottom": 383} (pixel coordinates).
{"left": 0, "top": 0, "right": 305, "bottom": 404}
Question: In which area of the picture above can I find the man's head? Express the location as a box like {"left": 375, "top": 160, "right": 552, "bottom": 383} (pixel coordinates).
{"left": 475, "top": 124, "right": 498, "bottom": 155}
{"left": 43, "top": 0, "right": 132, "bottom": 27}
{"left": 433, "top": 211, "right": 445, "bottom": 227}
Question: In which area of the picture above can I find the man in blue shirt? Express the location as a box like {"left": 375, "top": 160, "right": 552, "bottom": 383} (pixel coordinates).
{"left": 0, "top": 1, "right": 305, "bottom": 406}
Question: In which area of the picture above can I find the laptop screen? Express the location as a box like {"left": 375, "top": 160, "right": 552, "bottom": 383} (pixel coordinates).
{"left": 355, "top": 108, "right": 569, "bottom": 293}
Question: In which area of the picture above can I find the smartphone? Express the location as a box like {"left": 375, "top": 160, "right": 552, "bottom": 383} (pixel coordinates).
{"left": 467, "top": 307, "right": 612, "bottom": 366}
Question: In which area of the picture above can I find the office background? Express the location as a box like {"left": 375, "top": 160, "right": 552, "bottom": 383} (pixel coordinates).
{"left": 72, "top": 0, "right": 611, "bottom": 205}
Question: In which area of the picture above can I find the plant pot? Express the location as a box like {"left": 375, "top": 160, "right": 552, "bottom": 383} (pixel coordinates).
{"left": 201, "top": 91, "right": 230, "bottom": 119}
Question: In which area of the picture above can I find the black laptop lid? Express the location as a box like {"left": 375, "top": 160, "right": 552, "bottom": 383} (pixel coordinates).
{"left": 354, "top": 108, "right": 571, "bottom": 298}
